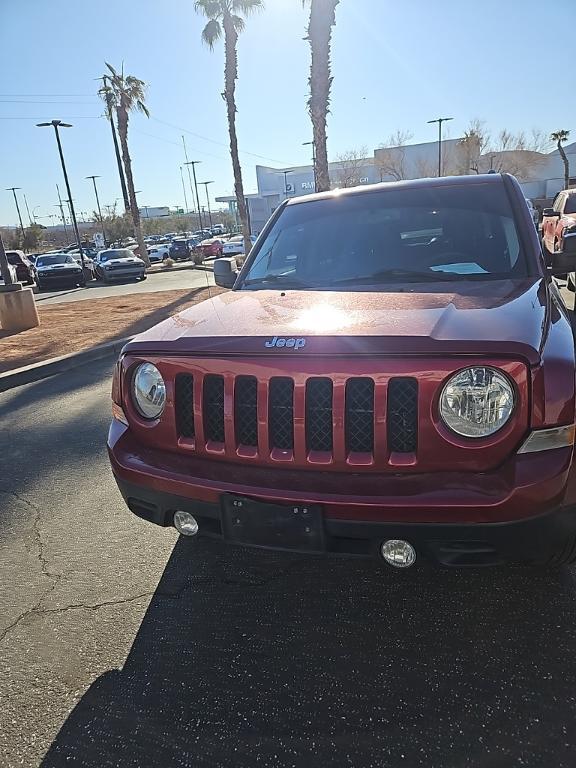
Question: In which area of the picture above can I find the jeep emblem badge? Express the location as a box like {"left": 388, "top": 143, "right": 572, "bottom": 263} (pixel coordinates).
{"left": 264, "top": 336, "right": 306, "bottom": 350}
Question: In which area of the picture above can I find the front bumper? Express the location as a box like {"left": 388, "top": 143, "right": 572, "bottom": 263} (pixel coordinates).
{"left": 103, "top": 268, "right": 145, "bottom": 280}
{"left": 109, "top": 420, "right": 576, "bottom": 565}
{"left": 37, "top": 271, "right": 83, "bottom": 285}
{"left": 114, "top": 476, "right": 576, "bottom": 566}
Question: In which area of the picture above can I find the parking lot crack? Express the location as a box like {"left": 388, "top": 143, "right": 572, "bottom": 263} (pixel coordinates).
{"left": 0, "top": 488, "right": 59, "bottom": 583}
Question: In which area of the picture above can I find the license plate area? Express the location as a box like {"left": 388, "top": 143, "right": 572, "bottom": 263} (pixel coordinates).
{"left": 221, "top": 496, "right": 324, "bottom": 552}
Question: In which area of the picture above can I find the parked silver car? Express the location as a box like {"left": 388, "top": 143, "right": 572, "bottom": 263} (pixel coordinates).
{"left": 94, "top": 249, "right": 147, "bottom": 283}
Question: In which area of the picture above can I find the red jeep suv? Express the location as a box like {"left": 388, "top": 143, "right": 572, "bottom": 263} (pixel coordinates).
{"left": 108, "top": 174, "right": 576, "bottom": 568}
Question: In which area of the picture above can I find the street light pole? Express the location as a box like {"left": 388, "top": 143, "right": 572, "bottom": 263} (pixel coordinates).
{"left": 184, "top": 159, "right": 204, "bottom": 231}
{"left": 23, "top": 194, "right": 33, "bottom": 227}
{"left": 427, "top": 117, "right": 454, "bottom": 177}
{"left": 86, "top": 175, "right": 107, "bottom": 245}
{"left": 179, "top": 166, "right": 189, "bottom": 214}
{"left": 6, "top": 187, "right": 25, "bottom": 241}
{"left": 55, "top": 184, "right": 69, "bottom": 244}
{"left": 303, "top": 141, "right": 317, "bottom": 192}
{"left": 182, "top": 136, "right": 204, "bottom": 229}
{"left": 282, "top": 169, "right": 293, "bottom": 199}
{"left": 200, "top": 181, "right": 214, "bottom": 228}
{"left": 37, "top": 120, "right": 84, "bottom": 265}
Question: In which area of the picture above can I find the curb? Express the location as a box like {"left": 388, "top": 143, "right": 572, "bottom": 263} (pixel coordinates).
{"left": 0, "top": 335, "right": 133, "bottom": 394}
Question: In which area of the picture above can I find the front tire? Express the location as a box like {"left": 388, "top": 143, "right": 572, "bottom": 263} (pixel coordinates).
{"left": 140, "top": 273, "right": 147, "bottom": 281}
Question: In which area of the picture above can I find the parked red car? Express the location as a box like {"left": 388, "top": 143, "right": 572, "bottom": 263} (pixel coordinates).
{"left": 108, "top": 174, "right": 576, "bottom": 568}
{"left": 196, "top": 237, "right": 223, "bottom": 261}
{"left": 5, "top": 250, "right": 35, "bottom": 284}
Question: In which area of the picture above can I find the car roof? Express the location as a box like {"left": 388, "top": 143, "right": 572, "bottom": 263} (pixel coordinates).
{"left": 286, "top": 173, "right": 507, "bottom": 206}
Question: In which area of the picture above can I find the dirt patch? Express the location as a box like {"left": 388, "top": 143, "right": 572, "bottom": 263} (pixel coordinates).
{"left": 0, "top": 287, "right": 224, "bottom": 373}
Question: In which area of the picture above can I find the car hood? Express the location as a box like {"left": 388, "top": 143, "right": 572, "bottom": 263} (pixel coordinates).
{"left": 102, "top": 257, "right": 143, "bottom": 265}
{"left": 124, "top": 278, "right": 552, "bottom": 364}
{"left": 37, "top": 263, "right": 80, "bottom": 272}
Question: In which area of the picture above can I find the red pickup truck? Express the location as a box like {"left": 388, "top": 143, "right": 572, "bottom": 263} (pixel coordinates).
{"left": 108, "top": 174, "right": 576, "bottom": 568}
{"left": 542, "top": 189, "right": 576, "bottom": 288}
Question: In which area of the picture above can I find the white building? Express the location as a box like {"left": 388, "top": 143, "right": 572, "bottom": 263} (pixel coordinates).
{"left": 217, "top": 139, "right": 576, "bottom": 234}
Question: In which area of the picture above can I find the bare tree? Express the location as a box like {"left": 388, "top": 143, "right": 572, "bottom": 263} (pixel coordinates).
{"left": 414, "top": 156, "right": 436, "bottom": 179}
{"left": 529, "top": 128, "right": 553, "bottom": 154}
{"left": 375, "top": 130, "right": 413, "bottom": 181}
{"left": 333, "top": 146, "right": 370, "bottom": 188}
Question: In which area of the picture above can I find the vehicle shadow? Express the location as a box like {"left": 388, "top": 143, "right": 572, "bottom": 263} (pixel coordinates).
{"left": 42, "top": 537, "right": 576, "bottom": 767}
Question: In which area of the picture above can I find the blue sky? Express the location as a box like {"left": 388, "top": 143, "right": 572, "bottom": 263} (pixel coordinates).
{"left": 1, "top": 0, "right": 574, "bottom": 227}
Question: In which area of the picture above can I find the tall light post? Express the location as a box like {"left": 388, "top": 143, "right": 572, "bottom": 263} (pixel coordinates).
{"left": 200, "top": 181, "right": 214, "bottom": 229}
{"left": 182, "top": 137, "right": 204, "bottom": 230}
{"left": 6, "top": 187, "right": 25, "bottom": 241}
{"left": 427, "top": 117, "right": 453, "bottom": 177}
{"left": 184, "top": 160, "right": 204, "bottom": 230}
{"left": 179, "top": 166, "right": 189, "bottom": 214}
{"left": 32, "top": 206, "right": 41, "bottom": 224}
{"left": 303, "top": 141, "right": 317, "bottom": 192}
{"left": 281, "top": 169, "right": 294, "bottom": 199}
{"left": 23, "top": 194, "right": 34, "bottom": 227}
{"left": 37, "top": 120, "right": 85, "bottom": 265}
{"left": 86, "top": 175, "right": 107, "bottom": 245}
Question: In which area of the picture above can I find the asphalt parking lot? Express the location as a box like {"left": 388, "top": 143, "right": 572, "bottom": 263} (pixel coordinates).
{"left": 34, "top": 263, "right": 215, "bottom": 305}
{"left": 2, "top": 358, "right": 576, "bottom": 767}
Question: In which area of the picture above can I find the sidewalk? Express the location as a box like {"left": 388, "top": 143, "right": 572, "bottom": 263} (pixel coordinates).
{"left": 0, "top": 286, "right": 222, "bottom": 375}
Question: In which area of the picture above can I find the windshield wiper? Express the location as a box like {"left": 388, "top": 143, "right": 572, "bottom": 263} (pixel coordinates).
{"left": 328, "top": 268, "right": 463, "bottom": 285}
{"left": 242, "top": 274, "right": 314, "bottom": 289}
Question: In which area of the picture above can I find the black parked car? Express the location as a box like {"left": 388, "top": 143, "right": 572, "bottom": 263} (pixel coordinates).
{"left": 169, "top": 238, "right": 193, "bottom": 261}
{"left": 35, "top": 253, "right": 87, "bottom": 290}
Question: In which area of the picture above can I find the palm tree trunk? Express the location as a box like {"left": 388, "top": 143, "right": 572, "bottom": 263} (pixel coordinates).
{"left": 306, "top": 0, "right": 339, "bottom": 193}
{"left": 558, "top": 141, "right": 570, "bottom": 189}
{"left": 110, "top": 114, "right": 130, "bottom": 213}
{"left": 116, "top": 105, "right": 150, "bottom": 267}
{"left": 223, "top": 12, "right": 252, "bottom": 257}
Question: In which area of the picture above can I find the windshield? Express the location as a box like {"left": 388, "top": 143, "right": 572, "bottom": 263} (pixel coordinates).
{"left": 240, "top": 183, "right": 528, "bottom": 289}
{"left": 36, "top": 254, "right": 74, "bottom": 267}
{"left": 99, "top": 249, "right": 132, "bottom": 262}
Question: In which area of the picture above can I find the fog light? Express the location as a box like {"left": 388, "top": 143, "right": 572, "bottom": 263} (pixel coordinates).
{"left": 173, "top": 511, "right": 199, "bottom": 537}
{"left": 381, "top": 539, "right": 416, "bottom": 568}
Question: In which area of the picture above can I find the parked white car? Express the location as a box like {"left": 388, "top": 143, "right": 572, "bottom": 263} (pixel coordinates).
{"left": 148, "top": 244, "right": 171, "bottom": 263}
{"left": 0, "top": 262, "right": 18, "bottom": 285}
{"left": 222, "top": 234, "right": 257, "bottom": 256}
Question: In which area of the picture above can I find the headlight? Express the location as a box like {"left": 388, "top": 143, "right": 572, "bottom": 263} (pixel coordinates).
{"left": 132, "top": 363, "right": 166, "bottom": 419}
{"left": 440, "top": 367, "right": 514, "bottom": 438}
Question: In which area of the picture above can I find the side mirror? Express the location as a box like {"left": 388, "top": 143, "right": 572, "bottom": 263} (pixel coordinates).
{"left": 213, "top": 256, "right": 239, "bottom": 289}
{"left": 543, "top": 208, "right": 561, "bottom": 218}
{"left": 548, "top": 234, "right": 576, "bottom": 273}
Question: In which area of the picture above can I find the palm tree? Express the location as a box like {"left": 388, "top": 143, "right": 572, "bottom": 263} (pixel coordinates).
{"left": 195, "top": 0, "right": 263, "bottom": 257}
{"left": 100, "top": 74, "right": 130, "bottom": 214}
{"left": 303, "top": 0, "right": 340, "bottom": 192}
{"left": 99, "top": 64, "right": 150, "bottom": 266}
{"left": 551, "top": 129, "right": 571, "bottom": 190}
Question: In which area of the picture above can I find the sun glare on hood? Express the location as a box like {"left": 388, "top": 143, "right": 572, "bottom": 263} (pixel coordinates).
{"left": 290, "top": 303, "right": 355, "bottom": 333}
